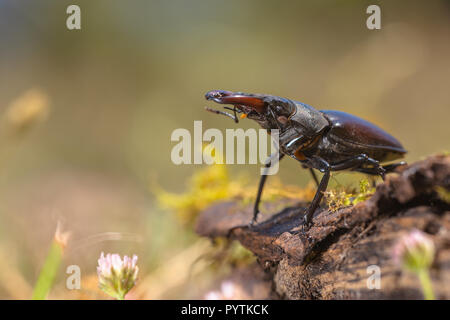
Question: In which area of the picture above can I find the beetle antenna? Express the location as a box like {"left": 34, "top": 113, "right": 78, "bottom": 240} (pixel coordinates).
{"left": 205, "top": 106, "right": 239, "bottom": 123}
{"left": 224, "top": 106, "right": 241, "bottom": 123}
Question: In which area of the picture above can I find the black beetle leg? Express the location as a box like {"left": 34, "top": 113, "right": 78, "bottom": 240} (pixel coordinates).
{"left": 382, "top": 161, "right": 407, "bottom": 173}
{"left": 356, "top": 161, "right": 406, "bottom": 179}
{"left": 304, "top": 154, "right": 386, "bottom": 226}
{"left": 333, "top": 154, "right": 386, "bottom": 180}
{"left": 304, "top": 157, "right": 331, "bottom": 225}
{"left": 355, "top": 167, "right": 382, "bottom": 176}
{"left": 252, "top": 153, "right": 285, "bottom": 225}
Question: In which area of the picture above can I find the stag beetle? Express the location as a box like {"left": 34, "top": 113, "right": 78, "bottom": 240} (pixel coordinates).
{"left": 205, "top": 90, "right": 407, "bottom": 227}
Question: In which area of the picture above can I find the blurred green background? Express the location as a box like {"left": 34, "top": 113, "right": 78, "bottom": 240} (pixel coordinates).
{"left": 0, "top": 0, "right": 449, "bottom": 299}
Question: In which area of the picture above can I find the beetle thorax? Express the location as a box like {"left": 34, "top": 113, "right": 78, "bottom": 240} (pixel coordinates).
{"left": 289, "top": 101, "right": 329, "bottom": 138}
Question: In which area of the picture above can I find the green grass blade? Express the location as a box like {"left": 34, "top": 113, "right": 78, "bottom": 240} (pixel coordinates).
{"left": 31, "top": 241, "right": 63, "bottom": 300}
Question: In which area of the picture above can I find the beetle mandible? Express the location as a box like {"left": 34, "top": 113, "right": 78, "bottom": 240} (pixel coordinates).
{"left": 205, "top": 90, "right": 407, "bottom": 226}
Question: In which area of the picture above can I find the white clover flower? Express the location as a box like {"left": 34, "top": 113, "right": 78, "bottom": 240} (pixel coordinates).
{"left": 392, "top": 229, "right": 435, "bottom": 272}
{"left": 391, "top": 229, "right": 436, "bottom": 299}
{"left": 97, "top": 252, "right": 139, "bottom": 300}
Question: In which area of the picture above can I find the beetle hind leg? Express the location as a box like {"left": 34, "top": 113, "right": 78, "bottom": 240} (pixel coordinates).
{"left": 383, "top": 161, "right": 407, "bottom": 173}
{"left": 355, "top": 161, "right": 406, "bottom": 180}
{"left": 337, "top": 154, "right": 386, "bottom": 180}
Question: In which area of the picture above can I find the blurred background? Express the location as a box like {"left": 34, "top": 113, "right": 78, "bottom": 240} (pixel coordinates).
{"left": 0, "top": 0, "right": 449, "bottom": 299}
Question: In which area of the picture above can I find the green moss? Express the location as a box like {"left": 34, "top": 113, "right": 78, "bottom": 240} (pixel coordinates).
{"left": 153, "top": 158, "right": 314, "bottom": 226}
{"left": 324, "top": 178, "right": 375, "bottom": 212}
{"left": 436, "top": 186, "right": 450, "bottom": 203}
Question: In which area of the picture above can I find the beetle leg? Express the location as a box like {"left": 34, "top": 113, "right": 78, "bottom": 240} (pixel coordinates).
{"left": 356, "top": 161, "right": 406, "bottom": 178}
{"left": 304, "top": 154, "right": 386, "bottom": 226}
{"left": 332, "top": 154, "right": 386, "bottom": 180}
{"left": 355, "top": 167, "right": 382, "bottom": 176}
{"left": 382, "top": 161, "right": 407, "bottom": 173}
{"left": 304, "top": 156, "right": 331, "bottom": 225}
{"left": 252, "top": 153, "right": 285, "bottom": 226}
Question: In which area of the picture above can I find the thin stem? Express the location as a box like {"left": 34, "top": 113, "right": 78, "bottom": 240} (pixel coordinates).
{"left": 417, "top": 269, "right": 435, "bottom": 300}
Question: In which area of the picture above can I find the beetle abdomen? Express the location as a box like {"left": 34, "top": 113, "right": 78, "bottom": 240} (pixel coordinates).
{"left": 321, "top": 110, "right": 407, "bottom": 162}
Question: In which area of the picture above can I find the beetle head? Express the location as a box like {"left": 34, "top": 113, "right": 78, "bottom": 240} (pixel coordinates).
{"left": 205, "top": 90, "right": 295, "bottom": 129}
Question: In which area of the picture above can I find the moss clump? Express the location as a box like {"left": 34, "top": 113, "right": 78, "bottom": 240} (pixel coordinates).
{"left": 324, "top": 178, "right": 375, "bottom": 212}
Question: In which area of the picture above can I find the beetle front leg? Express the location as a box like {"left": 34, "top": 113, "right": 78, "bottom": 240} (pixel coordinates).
{"left": 252, "top": 153, "right": 285, "bottom": 225}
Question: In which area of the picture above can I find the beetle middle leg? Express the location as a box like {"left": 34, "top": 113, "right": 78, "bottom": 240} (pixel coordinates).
{"left": 304, "top": 154, "right": 386, "bottom": 226}
{"left": 303, "top": 156, "right": 331, "bottom": 225}
{"left": 252, "top": 153, "right": 285, "bottom": 225}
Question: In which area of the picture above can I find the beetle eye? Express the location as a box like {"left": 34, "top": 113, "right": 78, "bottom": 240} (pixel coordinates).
{"left": 277, "top": 116, "right": 288, "bottom": 124}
